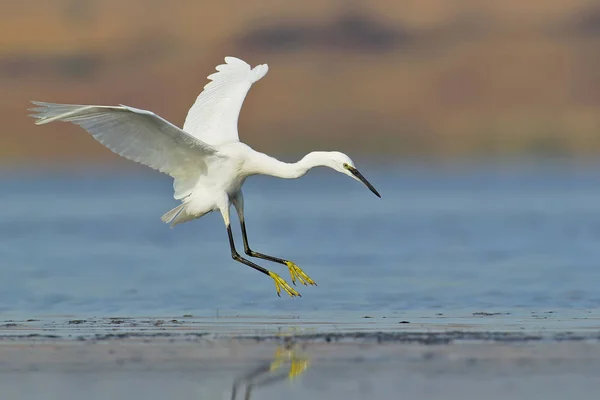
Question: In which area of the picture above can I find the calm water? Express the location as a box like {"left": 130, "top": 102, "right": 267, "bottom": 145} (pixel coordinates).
{"left": 2, "top": 161, "right": 600, "bottom": 317}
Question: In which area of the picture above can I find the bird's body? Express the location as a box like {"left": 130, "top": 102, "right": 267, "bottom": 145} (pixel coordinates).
{"left": 167, "top": 141, "right": 250, "bottom": 226}
{"left": 29, "top": 56, "right": 380, "bottom": 297}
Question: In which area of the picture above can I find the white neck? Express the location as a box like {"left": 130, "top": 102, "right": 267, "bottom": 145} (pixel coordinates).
{"left": 248, "top": 151, "right": 331, "bottom": 179}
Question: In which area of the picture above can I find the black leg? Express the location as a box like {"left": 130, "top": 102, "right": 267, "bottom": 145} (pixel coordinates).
{"left": 231, "top": 363, "right": 271, "bottom": 400}
{"left": 241, "top": 221, "right": 288, "bottom": 265}
{"left": 240, "top": 220, "right": 316, "bottom": 286}
{"left": 226, "top": 225, "right": 300, "bottom": 297}
{"left": 227, "top": 224, "right": 270, "bottom": 276}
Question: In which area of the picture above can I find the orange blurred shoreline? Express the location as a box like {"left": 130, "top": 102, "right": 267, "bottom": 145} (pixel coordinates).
{"left": 3, "top": 0, "right": 600, "bottom": 162}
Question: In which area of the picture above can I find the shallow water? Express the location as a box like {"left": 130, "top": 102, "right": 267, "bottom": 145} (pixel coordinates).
{"left": 2, "top": 161, "right": 600, "bottom": 318}
{"left": 4, "top": 338, "right": 600, "bottom": 400}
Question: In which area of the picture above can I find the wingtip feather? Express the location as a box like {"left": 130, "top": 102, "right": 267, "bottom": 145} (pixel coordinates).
{"left": 29, "top": 101, "right": 48, "bottom": 124}
{"left": 250, "top": 64, "right": 269, "bottom": 82}
{"left": 224, "top": 56, "right": 248, "bottom": 66}
{"left": 207, "top": 57, "right": 269, "bottom": 83}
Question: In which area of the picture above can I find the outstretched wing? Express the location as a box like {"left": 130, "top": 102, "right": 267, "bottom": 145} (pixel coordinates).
{"left": 182, "top": 56, "right": 268, "bottom": 145}
{"left": 29, "top": 102, "right": 218, "bottom": 179}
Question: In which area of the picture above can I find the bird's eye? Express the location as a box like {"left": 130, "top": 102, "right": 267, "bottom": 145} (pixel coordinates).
{"left": 343, "top": 163, "right": 349, "bottom": 168}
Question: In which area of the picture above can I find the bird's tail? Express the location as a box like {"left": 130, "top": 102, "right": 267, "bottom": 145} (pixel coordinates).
{"left": 161, "top": 203, "right": 188, "bottom": 227}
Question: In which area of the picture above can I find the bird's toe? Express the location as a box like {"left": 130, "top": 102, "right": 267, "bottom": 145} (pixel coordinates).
{"left": 284, "top": 261, "right": 316, "bottom": 287}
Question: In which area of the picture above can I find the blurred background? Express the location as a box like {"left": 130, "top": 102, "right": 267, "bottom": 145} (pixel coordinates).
{"left": 3, "top": 0, "right": 600, "bottom": 163}
{"left": 2, "top": 0, "right": 600, "bottom": 316}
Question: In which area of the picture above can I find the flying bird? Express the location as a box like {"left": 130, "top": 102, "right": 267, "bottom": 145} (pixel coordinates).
{"left": 29, "top": 56, "right": 380, "bottom": 297}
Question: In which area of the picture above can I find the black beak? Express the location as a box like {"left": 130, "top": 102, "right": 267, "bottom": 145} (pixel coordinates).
{"left": 347, "top": 166, "right": 381, "bottom": 198}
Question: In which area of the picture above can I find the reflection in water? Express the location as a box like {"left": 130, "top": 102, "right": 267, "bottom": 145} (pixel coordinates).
{"left": 230, "top": 345, "right": 309, "bottom": 400}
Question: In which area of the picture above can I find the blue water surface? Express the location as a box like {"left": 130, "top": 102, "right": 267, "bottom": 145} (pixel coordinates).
{"left": 2, "top": 161, "right": 600, "bottom": 317}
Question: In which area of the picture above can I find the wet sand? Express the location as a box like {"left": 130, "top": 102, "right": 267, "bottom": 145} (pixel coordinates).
{"left": 2, "top": 312, "right": 600, "bottom": 399}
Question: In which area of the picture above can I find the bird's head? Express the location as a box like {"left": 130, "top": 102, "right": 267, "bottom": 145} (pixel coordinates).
{"left": 316, "top": 151, "right": 381, "bottom": 198}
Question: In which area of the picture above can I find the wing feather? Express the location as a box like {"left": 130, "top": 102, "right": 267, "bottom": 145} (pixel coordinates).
{"left": 182, "top": 56, "right": 268, "bottom": 145}
{"left": 29, "top": 101, "right": 217, "bottom": 179}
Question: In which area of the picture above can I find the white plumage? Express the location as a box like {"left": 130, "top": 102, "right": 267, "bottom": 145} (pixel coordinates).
{"left": 29, "top": 56, "right": 380, "bottom": 298}
{"left": 183, "top": 56, "right": 268, "bottom": 146}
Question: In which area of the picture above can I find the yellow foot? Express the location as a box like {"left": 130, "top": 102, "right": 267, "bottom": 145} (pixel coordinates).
{"left": 289, "top": 358, "right": 309, "bottom": 379}
{"left": 269, "top": 346, "right": 309, "bottom": 380}
{"left": 269, "top": 347, "right": 287, "bottom": 372}
{"left": 284, "top": 261, "right": 317, "bottom": 286}
{"left": 269, "top": 271, "right": 301, "bottom": 297}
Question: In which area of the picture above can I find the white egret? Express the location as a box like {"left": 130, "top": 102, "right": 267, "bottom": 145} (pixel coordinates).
{"left": 29, "top": 56, "right": 380, "bottom": 297}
